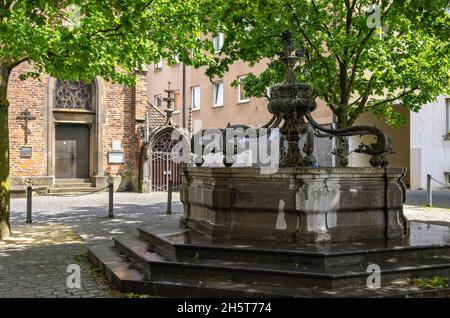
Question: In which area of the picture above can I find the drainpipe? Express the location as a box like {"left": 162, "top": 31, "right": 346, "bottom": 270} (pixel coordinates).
{"left": 182, "top": 62, "right": 186, "bottom": 128}
{"left": 384, "top": 167, "right": 389, "bottom": 246}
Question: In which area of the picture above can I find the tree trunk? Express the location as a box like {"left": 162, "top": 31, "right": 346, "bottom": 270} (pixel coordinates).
{"left": 335, "top": 136, "right": 349, "bottom": 167}
{"left": 335, "top": 110, "right": 350, "bottom": 168}
{"left": 0, "top": 66, "right": 11, "bottom": 239}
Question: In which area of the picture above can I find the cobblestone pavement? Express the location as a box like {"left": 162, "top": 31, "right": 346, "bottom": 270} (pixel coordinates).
{"left": 0, "top": 190, "right": 449, "bottom": 298}
{"left": 1, "top": 192, "right": 182, "bottom": 298}
{"left": 404, "top": 206, "right": 450, "bottom": 226}
{"left": 404, "top": 190, "right": 450, "bottom": 227}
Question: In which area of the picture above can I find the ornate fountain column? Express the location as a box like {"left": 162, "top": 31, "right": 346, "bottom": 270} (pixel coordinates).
{"left": 180, "top": 30, "right": 406, "bottom": 243}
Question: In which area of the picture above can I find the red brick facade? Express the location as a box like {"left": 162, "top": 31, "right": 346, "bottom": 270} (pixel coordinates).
{"left": 101, "top": 82, "right": 139, "bottom": 185}
{"left": 7, "top": 62, "right": 147, "bottom": 191}
{"left": 8, "top": 63, "right": 48, "bottom": 179}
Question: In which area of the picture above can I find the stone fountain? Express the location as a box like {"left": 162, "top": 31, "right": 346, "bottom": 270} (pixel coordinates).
{"left": 183, "top": 30, "right": 405, "bottom": 243}
{"left": 88, "top": 31, "right": 450, "bottom": 298}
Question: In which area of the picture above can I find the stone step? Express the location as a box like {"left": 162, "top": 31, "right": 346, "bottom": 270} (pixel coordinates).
{"left": 48, "top": 187, "right": 99, "bottom": 194}
{"left": 88, "top": 242, "right": 450, "bottom": 298}
{"left": 10, "top": 186, "right": 48, "bottom": 198}
{"left": 88, "top": 243, "right": 300, "bottom": 297}
{"left": 112, "top": 234, "right": 450, "bottom": 290}
{"left": 53, "top": 183, "right": 94, "bottom": 188}
{"left": 138, "top": 224, "right": 450, "bottom": 268}
{"left": 55, "top": 178, "right": 91, "bottom": 184}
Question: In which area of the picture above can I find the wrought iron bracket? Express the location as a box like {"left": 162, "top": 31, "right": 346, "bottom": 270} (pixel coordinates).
{"left": 305, "top": 112, "right": 392, "bottom": 167}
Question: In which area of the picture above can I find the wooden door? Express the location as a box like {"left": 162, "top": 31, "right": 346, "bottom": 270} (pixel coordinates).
{"left": 55, "top": 124, "right": 90, "bottom": 178}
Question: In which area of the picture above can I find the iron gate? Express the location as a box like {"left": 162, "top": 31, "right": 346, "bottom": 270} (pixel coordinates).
{"left": 150, "top": 152, "right": 181, "bottom": 191}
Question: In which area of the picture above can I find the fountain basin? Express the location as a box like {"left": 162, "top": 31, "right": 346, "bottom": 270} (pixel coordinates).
{"left": 180, "top": 167, "right": 407, "bottom": 243}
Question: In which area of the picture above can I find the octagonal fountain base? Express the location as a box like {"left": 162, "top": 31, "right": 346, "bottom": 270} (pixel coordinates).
{"left": 87, "top": 166, "right": 450, "bottom": 297}
{"left": 88, "top": 220, "right": 450, "bottom": 298}
{"left": 180, "top": 167, "right": 408, "bottom": 243}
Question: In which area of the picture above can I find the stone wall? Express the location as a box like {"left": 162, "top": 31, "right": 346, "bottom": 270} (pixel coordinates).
{"left": 181, "top": 167, "right": 407, "bottom": 243}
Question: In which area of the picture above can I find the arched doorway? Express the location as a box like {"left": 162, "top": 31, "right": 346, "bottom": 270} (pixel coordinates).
{"left": 148, "top": 127, "right": 185, "bottom": 192}
{"left": 47, "top": 77, "right": 105, "bottom": 183}
{"left": 54, "top": 80, "right": 93, "bottom": 178}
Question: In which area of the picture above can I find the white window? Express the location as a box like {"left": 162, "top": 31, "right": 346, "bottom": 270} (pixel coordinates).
{"left": 154, "top": 58, "right": 163, "bottom": 70}
{"left": 238, "top": 75, "right": 249, "bottom": 103}
{"left": 192, "top": 86, "right": 201, "bottom": 110}
{"left": 171, "top": 54, "right": 180, "bottom": 65}
{"left": 155, "top": 95, "right": 162, "bottom": 108}
{"left": 174, "top": 91, "right": 181, "bottom": 112}
{"left": 213, "top": 81, "right": 224, "bottom": 107}
{"left": 213, "top": 33, "right": 224, "bottom": 53}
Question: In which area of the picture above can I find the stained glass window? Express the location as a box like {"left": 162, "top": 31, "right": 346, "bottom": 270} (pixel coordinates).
{"left": 55, "top": 79, "right": 93, "bottom": 110}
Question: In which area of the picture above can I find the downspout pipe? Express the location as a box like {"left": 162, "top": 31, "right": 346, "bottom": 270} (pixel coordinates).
{"left": 384, "top": 167, "right": 389, "bottom": 246}
{"left": 182, "top": 63, "right": 186, "bottom": 128}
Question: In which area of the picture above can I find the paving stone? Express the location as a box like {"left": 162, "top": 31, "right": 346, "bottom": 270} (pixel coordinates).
{"left": 2, "top": 191, "right": 446, "bottom": 298}
{"left": 1, "top": 193, "right": 182, "bottom": 298}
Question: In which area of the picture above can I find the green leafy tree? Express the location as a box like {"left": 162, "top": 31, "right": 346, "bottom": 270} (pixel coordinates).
{"left": 206, "top": 0, "right": 450, "bottom": 163}
{"left": 0, "top": 0, "right": 217, "bottom": 238}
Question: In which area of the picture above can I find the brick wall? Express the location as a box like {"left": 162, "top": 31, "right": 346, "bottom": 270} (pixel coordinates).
{"left": 102, "top": 81, "right": 141, "bottom": 190}
{"left": 8, "top": 63, "right": 48, "bottom": 180}
{"left": 8, "top": 63, "right": 146, "bottom": 191}
{"left": 134, "top": 72, "right": 148, "bottom": 121}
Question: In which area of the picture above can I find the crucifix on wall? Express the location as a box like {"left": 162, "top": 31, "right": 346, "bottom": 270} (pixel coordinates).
{"left": 16, "top": 108, "right": 36, "bottom": 145}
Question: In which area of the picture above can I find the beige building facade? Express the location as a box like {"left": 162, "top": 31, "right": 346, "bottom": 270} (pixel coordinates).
{"left": 349, "top": 97, "right": 450, "bottom": 189}
{"left": 147, "top": 59, "right": 333, "bottom": 131}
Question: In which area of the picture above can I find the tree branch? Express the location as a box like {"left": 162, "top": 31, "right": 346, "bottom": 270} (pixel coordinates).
{"left": 346, "top": 1, "right": 397, "bottom": 102}
{"left": 310, "top": 0, "right": 342, "bottom": 65}
{"left": 2, "top": 0, "right": 18, "bottom": 11}
{"left": 338, "top": 0, "right": 358, "bottom": 108}
{"left": 87, "top": 24, "right": 123, "bottom": 40}
{"left": 287, "top": 2, "right": 339, "bottom": 107}
{"left": 86, "top": 0, "right": 154, "bottom": 40}
{"left": 348, "top": 74, "right": 376, "bottom": 125}
{"left": 311, "top": 0, "right": 332, "bottom": 38}
{"left": 7, "top": 56, "right": 29, "bottom": 71}
{"left": 366, "top": 87, "right": 419, "bottom": 110}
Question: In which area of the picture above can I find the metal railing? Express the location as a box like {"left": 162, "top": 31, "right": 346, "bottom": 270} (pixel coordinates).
{"left": 25, "top": 180, "right": 114, "bottom": 223}
{"left": 426, "top": 174, "right": 450, "bottom": 207}
{"left": 23, "top": 179, "right": 176, "bottom": 223}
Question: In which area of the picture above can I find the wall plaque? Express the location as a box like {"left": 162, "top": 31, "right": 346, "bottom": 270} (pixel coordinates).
{"left": 108, "top": 151, "right": 125, "bottom": 164}
{"left": 20, "top": 147, "right": 32, "bottom": 158}
{"left": 112, "top": 140, "right": 122, "bottom": 151}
